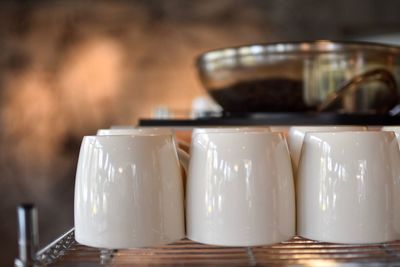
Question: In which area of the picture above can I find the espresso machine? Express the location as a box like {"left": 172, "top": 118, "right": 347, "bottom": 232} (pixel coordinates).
{"left": 14, "top": 41, "right": 400, "bottom": 267}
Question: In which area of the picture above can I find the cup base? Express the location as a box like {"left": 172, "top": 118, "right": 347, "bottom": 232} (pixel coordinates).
{"left": 187, "top": 235, "right": 293, "bottom": 247}
{"left": 75, "top": 235, "right": 185, "bottom": 249}
{"left": 298, "top": 234, "right": 399, "bottom": 245}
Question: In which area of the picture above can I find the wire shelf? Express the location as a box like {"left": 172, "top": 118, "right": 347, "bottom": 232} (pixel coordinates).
{"left": 35, "top": 229, "right": 400, "bottom": 266}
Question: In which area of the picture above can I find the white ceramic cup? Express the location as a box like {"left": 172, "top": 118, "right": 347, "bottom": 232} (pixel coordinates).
{"left": 297, "top": 131, "right": 400, "bottom": 244}
{"left": 287, "top": 126, "right": 367, "bottom": 174}
{"left": 74, "top": 133, "right": 185, "bottom": 248}
{"left": 187, "top": 128, "right": 295, "bottom": 246}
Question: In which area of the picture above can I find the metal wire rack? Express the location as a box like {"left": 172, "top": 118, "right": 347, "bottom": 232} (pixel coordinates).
{"left": 32, "top": 228, "right": 400, "bottom": 267}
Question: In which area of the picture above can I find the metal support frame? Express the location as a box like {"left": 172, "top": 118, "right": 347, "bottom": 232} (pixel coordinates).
{"left": 14, "top": 204, "right": 39, "bottom": 267}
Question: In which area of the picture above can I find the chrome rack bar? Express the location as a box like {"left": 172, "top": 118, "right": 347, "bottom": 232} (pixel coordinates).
{"left": 36, "top": 227, "right": 75, "bottom": 265}
{"left": 14, "top": 204, "right": 39, "bottom": 267}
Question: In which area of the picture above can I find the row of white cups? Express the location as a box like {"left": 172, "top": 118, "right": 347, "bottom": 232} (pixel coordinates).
{"left": 74, "top": 126, "right": 400, "bottom": 249}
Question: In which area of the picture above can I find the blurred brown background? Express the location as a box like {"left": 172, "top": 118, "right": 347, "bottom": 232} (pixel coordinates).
{"left": 1, "top": 0, "right": 400, "bottom": 265}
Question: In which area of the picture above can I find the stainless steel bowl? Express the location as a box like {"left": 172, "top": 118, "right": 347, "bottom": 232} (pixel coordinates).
{"left": 197, "top": 41, "right": 400, "bottom": 113}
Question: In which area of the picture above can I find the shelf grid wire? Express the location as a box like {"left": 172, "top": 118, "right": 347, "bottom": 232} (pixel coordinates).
{"left": 36, "top": 229, "right": 400, "bottom": 266}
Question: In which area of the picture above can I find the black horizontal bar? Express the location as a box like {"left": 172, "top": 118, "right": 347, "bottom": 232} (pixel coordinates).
{"left": 139, "top": 113, "right": 400, "bottom": 127}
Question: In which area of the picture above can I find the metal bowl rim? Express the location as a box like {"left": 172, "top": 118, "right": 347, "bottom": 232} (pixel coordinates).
{"left": 197, "top": 40, "right": 400, "bottom": 68}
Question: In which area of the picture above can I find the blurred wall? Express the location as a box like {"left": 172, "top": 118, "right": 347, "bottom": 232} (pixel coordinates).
{"left": 1, "top": 0, "right": 400, "bottom": 265}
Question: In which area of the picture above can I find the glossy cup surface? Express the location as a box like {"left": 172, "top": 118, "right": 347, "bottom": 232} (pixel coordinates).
{"left": 187, "top": 130, "right": 295, "bottom": 246}
{"left": 74, "top": 134, "right": 185, "bottom": 248}
{"left": 287, "top": 126, "right": 366, "bottom": 174}
{"left": 297, "top": 131, "right": 400, "bottom": 243}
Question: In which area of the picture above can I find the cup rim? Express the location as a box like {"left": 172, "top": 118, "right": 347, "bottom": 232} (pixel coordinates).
{"left": 382, "top": 126, "right": 400, "bottom": 131}
{"left": 97, "top": 128, "right": 173, "bottom": 136}
{"left": 303, "top": 130, "right": 395, "bottom": 138}
{"left": 290, "top": 125, "right": 363, "bottom": 128}
{"left": 193, "top": 127, "right": 271, "bottom": 135}
{"left": 84, "top": 133, "right": 174, "bottom": 140}
{"left": 289, "top": 125, "right": 366, "bottom": 132}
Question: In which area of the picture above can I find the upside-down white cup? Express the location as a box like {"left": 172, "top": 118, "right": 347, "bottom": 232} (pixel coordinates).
{"left": 74, "top": 134, "right": 185, "bottom": 248}
{"left": 297, "top": 131, "right": 400, "bottom": 244}
{"left": 287, "top": 126, "right": 367, "bottom": 174}
{"left": 187, "top": 128, "right": 295, "bottom": 246}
